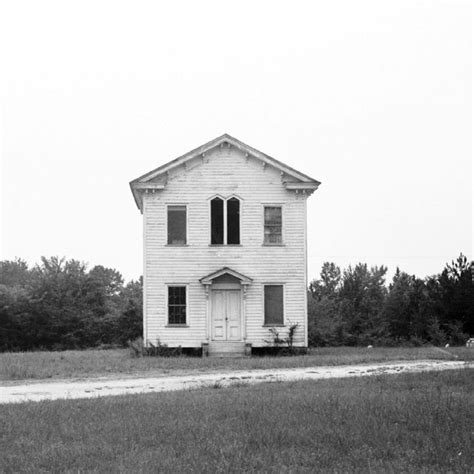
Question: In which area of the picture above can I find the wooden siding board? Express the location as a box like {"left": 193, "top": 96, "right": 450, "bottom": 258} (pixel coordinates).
{"left": 143, "top": 147, "right": 310, "bottom": 347}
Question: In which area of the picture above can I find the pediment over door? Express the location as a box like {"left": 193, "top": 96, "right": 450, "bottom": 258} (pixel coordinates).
{"left": 199, "top": 267, "right": 252, "bottom": 286}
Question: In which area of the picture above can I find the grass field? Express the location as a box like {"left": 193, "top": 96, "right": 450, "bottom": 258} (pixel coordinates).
{"left": 1, "top": 369, "right": 472, "bottom": 472}
{"left": 1, "top": 346, "right": 472, "bottom": 381}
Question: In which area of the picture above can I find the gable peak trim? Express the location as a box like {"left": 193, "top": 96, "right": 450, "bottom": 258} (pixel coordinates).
{"left": 130, "top": 134, "right": 321, "bottom": 211}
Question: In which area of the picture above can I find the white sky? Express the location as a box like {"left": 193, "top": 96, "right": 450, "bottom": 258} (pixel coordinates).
{"left": 0, "top": 0, "right": 472, "bottom": 284}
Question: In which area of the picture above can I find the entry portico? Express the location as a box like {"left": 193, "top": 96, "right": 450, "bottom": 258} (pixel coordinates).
{"left": 200, "top": 267, "right": 252, "bottom": 344}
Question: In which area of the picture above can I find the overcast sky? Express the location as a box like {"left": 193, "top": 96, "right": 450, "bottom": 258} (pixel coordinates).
{"left": 0, "top": 0, "right": 472, "bottom": 284}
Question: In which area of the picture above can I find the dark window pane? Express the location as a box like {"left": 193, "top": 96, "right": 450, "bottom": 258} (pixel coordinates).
{"left": 168, "top": 206, "right": 186, "bottom": 245}
{"left": 264, "top": 285, "right": 284, "bottom": 324}
{"left": 211, "top": 198, "right": 224, "bottom": 244}
{"left": 227, "top": 198, "right": 240, "bottom": 245}
{"left": 265, "top": 207, "right": 282, "bottom": 225}
{"left": 264, "top": 207, "right": 282, "bottom": 244}
{"left": 168, "top": 286, "right": 186, "bottom": 324}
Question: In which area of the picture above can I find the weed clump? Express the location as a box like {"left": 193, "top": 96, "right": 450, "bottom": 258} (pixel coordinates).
{"left": 264, "top": 322, "right": 301, "bottom": 355}
{"left": 127, "top": 337, "right": 183, "bottom": 357}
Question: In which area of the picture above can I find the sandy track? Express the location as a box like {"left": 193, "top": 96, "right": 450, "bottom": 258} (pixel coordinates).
{"left": 1, "top": 360, "right": 471, "bottom": 404}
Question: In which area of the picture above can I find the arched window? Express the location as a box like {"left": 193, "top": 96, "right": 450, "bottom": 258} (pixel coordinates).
{"left": 211, "top": 197, "right": 224, "bottom": 244}
{"left": 210, "top": 196, "right": 240, "bottom": 245}
{"left": 227, "top": 198, "right": 240, "bottom": 244}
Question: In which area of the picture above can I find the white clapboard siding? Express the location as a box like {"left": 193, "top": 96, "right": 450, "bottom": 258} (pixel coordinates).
{"left": 143, "top": 146, "right": 310, "bottom": 347}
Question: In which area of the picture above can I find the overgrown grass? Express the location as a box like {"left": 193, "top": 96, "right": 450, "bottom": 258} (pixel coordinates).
{"left": 0, "top": 369, "right": 472, "bottom": 472}
{"left": 0, "top": 346, "right": 472, "bottom": 381}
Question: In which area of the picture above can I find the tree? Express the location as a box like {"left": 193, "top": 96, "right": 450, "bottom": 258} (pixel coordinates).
{"left": 0, "top": 284, "right": 34, "bottom": 350}
{"left": 383, "top": 269, "right": 431, "bottom": 343}
{"left": 308, "top": 263, "right": 343, "bottom": 346}
{"left": 309, "top": 262, "right": 341, "bottom": 300}
{"left": 338, "top": 263, "right": 388, "bottom": 344}
{"left": 0, "top": 259, "right": 35, "bottom": 350}
{"left": 0, "top": 257, "right": 140, "bottom": 351}
{"left": 83, "top": 265, "right": 125, "bottom": 346}
{"left": 28, "top": 257, "right": 90, "bottom": 348}
{"left": 432, "top": 254, "right": 473, "bottom": 341}
{"left": 0, "top": 259, "right": 30, "bottom": 286}
{"left": 116, "top": 278, "right": 143, "bottom": 344}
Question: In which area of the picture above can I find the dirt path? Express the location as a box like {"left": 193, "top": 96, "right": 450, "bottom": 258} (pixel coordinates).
{"left": 1, "top": 360, "right": 471, "bottom": 404}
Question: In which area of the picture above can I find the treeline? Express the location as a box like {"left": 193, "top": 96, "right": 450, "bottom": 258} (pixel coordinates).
{"left": 308, "top": 254, "right": 473, "bottom": 347}
{"left": 0, "top": 254, "right": 472, "bottom": 352}
{"left": 0, "top": 257, "right": 142, "bottom": 351}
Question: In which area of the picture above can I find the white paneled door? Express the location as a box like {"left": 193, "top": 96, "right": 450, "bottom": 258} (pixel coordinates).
{"left": 211, "top": 290, "right": 241, "bottom": 341}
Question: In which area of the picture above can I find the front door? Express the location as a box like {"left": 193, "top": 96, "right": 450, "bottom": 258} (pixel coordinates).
{"left": 211, "top": 290, "right": 241, "bottom": 341}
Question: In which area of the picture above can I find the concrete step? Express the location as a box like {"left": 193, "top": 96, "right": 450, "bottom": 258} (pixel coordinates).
{"left": 208, "top": 352, "right": 247, "bottom": 358}
{"left": 208, "top": 341, "right": 246, "bottom": 353}
{"left": 207, "top": 341, "right": 249, "bottom": 357}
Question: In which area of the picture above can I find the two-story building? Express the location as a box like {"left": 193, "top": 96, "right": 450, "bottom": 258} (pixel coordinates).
{"left": 130, "top": 134, "right": 320, "bottom": 355}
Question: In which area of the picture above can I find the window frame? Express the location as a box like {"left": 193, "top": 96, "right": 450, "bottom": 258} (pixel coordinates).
{"left": 210, "top": 196, "right": 225, "bottom": 245}
{"left": 226, "top": 196, "right": 241, "bottom": 245}
{"left": 208, "top": 195, "right": 242, "bottom": 246}
{"left": 166, "top": 284, "right": 188, "bottom": 327}
{"left": 263, "top": 283, "right": 286, "bottom": 326}
{"left": 263, "top": 204, "right": 284, "bottom": 245}
{"left": 166, "top": 204, "right": 188, "bottom": 246}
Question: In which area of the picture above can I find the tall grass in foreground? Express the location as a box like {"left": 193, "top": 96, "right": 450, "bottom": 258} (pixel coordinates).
{"left": 1, "top": 370, "right": 473, "bottom": 472}
{"left": 1, "top": 346, "right": 472, "bottom": 381}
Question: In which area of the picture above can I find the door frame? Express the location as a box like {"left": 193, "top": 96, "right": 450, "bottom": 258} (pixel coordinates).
{"left": 205, "top": 281, "right": 247, "bottom": 342}
{"left": 210, "top": 287, "right": 242, "bottom": 341}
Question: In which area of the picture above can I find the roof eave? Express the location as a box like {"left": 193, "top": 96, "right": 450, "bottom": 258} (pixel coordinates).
{"left": 284, "top": 182, "right": 321, "bottom": 191}
{"left": 129, "top": 182, "right": 167, "bottom": 213}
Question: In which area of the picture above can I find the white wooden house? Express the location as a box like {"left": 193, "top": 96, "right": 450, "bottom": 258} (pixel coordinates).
{"left": 130, "top": 134, "right": 320, "bottom": 355}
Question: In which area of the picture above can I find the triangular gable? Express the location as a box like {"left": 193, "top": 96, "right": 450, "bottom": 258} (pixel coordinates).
{"left": 130, "top": 133, "right": 321, "bottom": 210}
{"left": 199, "top": 267, "right": 253, "bottom": 285}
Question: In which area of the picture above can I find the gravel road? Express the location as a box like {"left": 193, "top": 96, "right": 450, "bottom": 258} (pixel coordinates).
{"left": 1, "top": 360, "right": 471, "bottom": 404}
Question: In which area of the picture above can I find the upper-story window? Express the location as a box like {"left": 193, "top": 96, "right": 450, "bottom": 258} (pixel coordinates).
{"left": 211, "top": 197, "right": 240, "bottom": 245}
{"left": 211, "top": 198, "right": 224, "bottom": 244}
{"left": 264, "top": 206, "right": 282, "bottom": 244}
{"left": 167, "top": 205, "right": 186, "bottom": 245}
{"left": 227, "top": 198, "right": 240, "bottom": 244}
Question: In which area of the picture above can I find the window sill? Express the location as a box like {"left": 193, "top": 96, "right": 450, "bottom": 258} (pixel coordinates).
{"left": 208, "top": 244, "right": 242, "bottom": 247}
{"left": 263, "top": 324, "right": 285, "bottom": 327}
{"left": 262, "top": 243, "right": 285, "bottom": 247}
{"left": 166, "top": 244, "right": 189, "bottom": 247}
{"left": 165, "top": 324, "right": 189, "bottom": 328}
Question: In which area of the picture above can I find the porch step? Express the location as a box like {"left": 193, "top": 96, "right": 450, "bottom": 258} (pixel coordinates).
{"left": 208, "top": 352, "right": 246, "bottom": 358}
{"left": 207, "top": 341, "right": 247, "bottom": 357}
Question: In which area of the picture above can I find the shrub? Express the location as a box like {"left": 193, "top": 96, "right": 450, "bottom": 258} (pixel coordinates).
{"left": 127, "top": 337, "right": 146, "bottom": 357}
{"left": 265, "top": 322, "right": 300, "bottom": 355}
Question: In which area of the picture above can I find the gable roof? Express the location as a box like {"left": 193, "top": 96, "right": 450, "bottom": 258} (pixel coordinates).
{"left": 130, "top": 133, "right": 321, "bottom": 210}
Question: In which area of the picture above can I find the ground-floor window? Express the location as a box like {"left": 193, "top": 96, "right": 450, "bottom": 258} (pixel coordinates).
{"left": 168, "top": 286, "right": 186, "bottom": 324}
{"left": 264, "top": 285, "right": 284, "bottom": 325}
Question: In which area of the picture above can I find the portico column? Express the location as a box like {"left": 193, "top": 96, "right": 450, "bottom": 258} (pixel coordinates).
{"left": 204, "top": 284, "right": 211, "bottom": 341}
{"left": 242, "top": 284, "right": 248, "bottom": 340}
